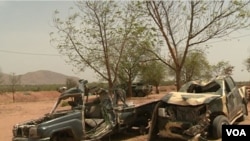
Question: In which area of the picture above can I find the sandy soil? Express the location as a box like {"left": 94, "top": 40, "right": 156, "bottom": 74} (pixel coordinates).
{"left": 0, "top": 91, "right": 60, "bottom": 141}
{"left": 0, "top": 90, "right": 249, "bottom": 141}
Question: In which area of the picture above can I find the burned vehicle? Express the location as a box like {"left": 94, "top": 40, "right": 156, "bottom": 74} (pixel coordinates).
{"left": 12, "top": 79, "right": 159, "bottom": 141}
{"left": 117, "top": 82, "right": 153, "bottom": 97}
{"left": 148, "top": 75, "right": 248, "bottom": 141}
{"left": 131, "top": 82, "right": 153, "bottom": 97}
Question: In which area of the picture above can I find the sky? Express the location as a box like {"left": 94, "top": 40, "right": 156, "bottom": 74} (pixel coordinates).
{"left": 0, "top": 1, "right": 250, "bottom": 82}
{"left": 0, "top": 0, "right": 99, "bottom": 82}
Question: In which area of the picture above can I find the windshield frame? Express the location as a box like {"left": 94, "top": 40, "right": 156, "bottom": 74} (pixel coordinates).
{"left": 179, "top": 78, "right": 224, "bottom": 95}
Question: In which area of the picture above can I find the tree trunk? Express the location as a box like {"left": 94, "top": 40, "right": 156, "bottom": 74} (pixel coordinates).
{"left": 12, "top": 92, "right": 15, "bottom": 103}
{"left": 155, "top": 85, "right": 160, "bottom": 94}
{"left": 175, "top": 68, "right": 182, "bottom": 91}
{"left": 108, "top": 79, "right": 113, "bottom": 95}
{"left": 127, "top": 80, "right": 133, "bottom": 97}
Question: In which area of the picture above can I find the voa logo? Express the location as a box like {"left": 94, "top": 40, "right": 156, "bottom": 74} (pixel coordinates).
{"left": 226, "top": 129, "right": 246, "bottom": 136}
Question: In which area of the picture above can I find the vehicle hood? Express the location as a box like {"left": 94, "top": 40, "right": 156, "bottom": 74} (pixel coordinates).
{"left": 161, "top": 92, "right": 221, "bottom": 106}
{"left": 14, "top": 110, "right": 81, "bottom": 127}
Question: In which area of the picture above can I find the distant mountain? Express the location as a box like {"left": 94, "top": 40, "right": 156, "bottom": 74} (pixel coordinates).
{"left": 1, "top": 70, "right": 80, "bottom": 85}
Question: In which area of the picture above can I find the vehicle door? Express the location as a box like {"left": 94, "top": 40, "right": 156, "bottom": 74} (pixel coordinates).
{"left": 225, "top": 77, "right": 242, "bottom": 120}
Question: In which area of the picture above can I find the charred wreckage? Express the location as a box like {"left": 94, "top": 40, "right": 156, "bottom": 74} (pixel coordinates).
{"left": 11, "top": 76, "right": 248, "bottom": 141}
{"left": 12, "top": 79, "right": 159, "bottom": 141}
{"left": 148, "top": 75, "right": 248, "bottom": 141}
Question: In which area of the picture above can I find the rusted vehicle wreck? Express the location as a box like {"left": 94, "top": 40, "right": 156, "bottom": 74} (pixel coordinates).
{"left": 148, "top": 75, "right": 248, "bottom": 141}
{"left": 12, "top": 79, "right": 160, "bottom": 141}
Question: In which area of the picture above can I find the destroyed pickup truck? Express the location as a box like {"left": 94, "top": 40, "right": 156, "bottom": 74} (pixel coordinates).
{"left": 148, "top": 75, "right": 248, "bottom": 141}
{"left": 12, "top": 79, "right": 160, "bottom": 141}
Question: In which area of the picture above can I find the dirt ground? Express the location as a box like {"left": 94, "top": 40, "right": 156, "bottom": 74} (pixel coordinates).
{"left": 0, "top": 91, "right": 59, "bottom": 141}
{"left": 0, "top": 89, "right": 250, "bottom": 141}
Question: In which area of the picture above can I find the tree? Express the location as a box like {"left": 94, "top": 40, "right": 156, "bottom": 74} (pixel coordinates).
{"left": 51, "top": 1, "right": 153, "bottom": 92}
{"left": 66, "top": 78, "right": 77, "bottom": 89}
{"left": 139, "top": 60, "right": 167, "bottom": 94}
{"left": 9, "top": 73, "right": 21, "bottom": 102}
{"left": 117, "top": 47, "right": 146, "bottom": 97}
{"left": 181, "top": 50, "right": 212, "bottom": 82}
{"left": 244, "top": 57, "right": 250, "bottom": 72}
{"left": 211, "top": 61, "right": 234, "bottom": 77}
{"left": 145, "top": 1, "right": 250, "bottom": 90}
{"left": 166, "top": 49, "right": 212, "bottom": 84}
{"left": 117, "top": 39, "right": 155, "bottom": 97}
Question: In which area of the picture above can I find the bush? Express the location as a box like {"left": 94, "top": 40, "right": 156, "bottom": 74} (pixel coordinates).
{"left": 0, "top": 84, "right": 64, "bottom": 92}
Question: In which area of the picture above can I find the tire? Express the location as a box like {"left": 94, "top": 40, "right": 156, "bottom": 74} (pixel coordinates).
{"left": 212, "top": 115, "right": 229, "bottom": 139}
{"left": 50, "top": 135, "right": 58, "bottom": 141}
{"left": 50, "top": 131, "right": 74, "bottom": 141}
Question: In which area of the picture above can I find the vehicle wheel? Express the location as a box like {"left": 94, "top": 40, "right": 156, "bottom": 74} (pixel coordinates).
{"left": 212, "top": 115, "right": 229, "bottom": 139}
{"left": 50, "top": 135, "right": 58, "bottom": 141}
{"left": 50, "top": 132, "right": 74, "bottom": 141}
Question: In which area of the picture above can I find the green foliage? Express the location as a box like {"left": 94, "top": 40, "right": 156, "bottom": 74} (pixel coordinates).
{"left": 50, "top": 1, "right": 157, "bottom": 91}
{"left": 66, "top": 78, "right": 78, "bottom": 89}
{"left": 166, "top": 50, "right": 212, "bottom": 83}
{"left": 50, "top": 1, "right": 250, "bottom": 91}
{"left": 182, "top": 50, "right": 212, "bottom": 82}
{"left": 87, "top": 82, "right": 108, "bottom": 89}
{"left": 139, "top": 60, "right": 167, "bottom": 86}
{"left": 160, "top": 80, "right": 176, "bottom": 86}
{"left": 244, "top": 57, "right": 250, "bottom": 72}
{"left": 211, "top": 61, "right": 234, "bottom": 77}
{"left": 9, "top": 73, "right": 21, "bottom": 93}
{"left": 145, "top": 1, "right": 250, "bottom": 90}
{"left": 0, "top": 69, "right": 3, "bottom": 85}
{"left": 0, "top": 84, "right": 64, "bottom": 93}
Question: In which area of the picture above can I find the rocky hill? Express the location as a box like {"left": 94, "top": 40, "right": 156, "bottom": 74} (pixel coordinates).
{"left": 1, "top": 70, "right": 79, "bottom": 85}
